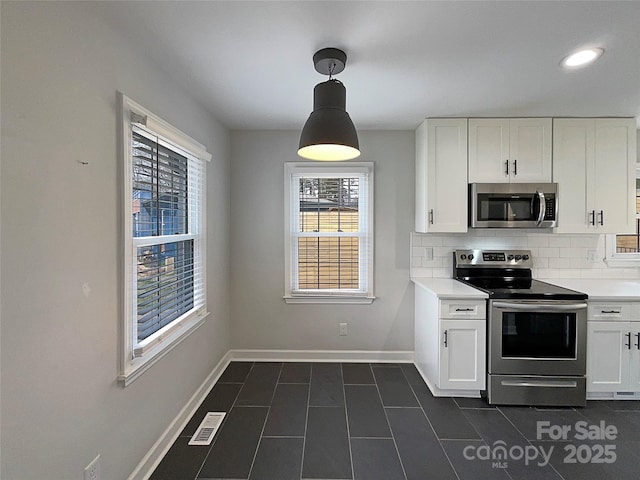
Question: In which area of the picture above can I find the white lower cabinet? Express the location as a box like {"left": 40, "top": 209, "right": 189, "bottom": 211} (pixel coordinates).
{"left": 415, "top": 287, "right": 486, "bottom": 396}
{"left": 439, "top": 319, "right": 486, "bottom": 390}
{"left": 587, "top": 302, "right": 640, "bottom": 397}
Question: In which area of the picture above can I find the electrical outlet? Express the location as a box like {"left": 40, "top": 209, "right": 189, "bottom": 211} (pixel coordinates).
{"left": 84, "top": 455, "right": 100, "bottom": 480}
{"left": 339, "top": 322, "right": 348, "bottom": 336}
{"left": 587, "top": 250, "right": 598, "bottom": 262}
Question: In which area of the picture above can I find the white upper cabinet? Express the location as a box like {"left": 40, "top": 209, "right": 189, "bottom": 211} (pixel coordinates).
{"left": 553, "top": 118, "right": 636, "bottom": 234}
{"left": 415, "top": 118, "right": 468, "bottom": 233}
{"left": 468, "top": 118, "right": 552, "bottom": 183}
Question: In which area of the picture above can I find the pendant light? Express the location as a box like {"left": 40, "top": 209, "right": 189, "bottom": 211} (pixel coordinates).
{"left": 298, "top": 48, "right": 360, "bottom": 161}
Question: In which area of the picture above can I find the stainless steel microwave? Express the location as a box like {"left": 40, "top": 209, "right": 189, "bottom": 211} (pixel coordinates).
{"left": 469, "top": 183, "right": 558, "bottom": 228}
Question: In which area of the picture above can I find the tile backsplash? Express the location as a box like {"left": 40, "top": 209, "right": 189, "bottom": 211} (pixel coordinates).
{"left": 411, "top": 231, "right": 640, "bottom": 280}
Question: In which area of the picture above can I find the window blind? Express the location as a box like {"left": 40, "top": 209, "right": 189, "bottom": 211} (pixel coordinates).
{"left": 288, "top": 165, "right": 372, "bottom": 296}
{"left": 131, "top": 126, "right": 205, "bottom": 351}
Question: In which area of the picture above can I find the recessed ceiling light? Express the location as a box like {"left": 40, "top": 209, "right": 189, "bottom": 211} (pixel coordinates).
{"left": 561, "top": 48, "right": 604, "bottom": 68}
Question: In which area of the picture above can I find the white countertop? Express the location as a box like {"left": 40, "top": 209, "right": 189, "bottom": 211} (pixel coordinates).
{"left": 541, "top": 278, "right": 640, "bottom": 301}
{"left": 411, "top": 277, "right": 488, "bottom": 299}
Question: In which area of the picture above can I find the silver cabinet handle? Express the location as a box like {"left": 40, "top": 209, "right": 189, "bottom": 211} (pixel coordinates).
{"left": 429, "top": 209, "right": 434, "bottom": 225}
{"left": 513, "top": 159, "right": 517, "bottom": 176}
{"left": 493, "top": 301, "right": 587, "bottom": 312}
{"left": 598, "top": 210, "right": 604, "bottom": 226}
{"left": 443, "top": 330, "right": 448, "bottom": 347}
{"left": 455, "top": 308, "right": 474, "bottom": 312}
{"left": 625, "top": 332, "right": 632, "bottom": 349}
{"left": 504, "top": 159, "right": 509, "bottom": 176}
{"left": 635, "top": 332, "right": 640, "bottom": 350}
{"left": 601, "top": 310, "right": 621, "bottom": 314}
{"left": 589, "top": 210, "right": 596, "bottom": 226}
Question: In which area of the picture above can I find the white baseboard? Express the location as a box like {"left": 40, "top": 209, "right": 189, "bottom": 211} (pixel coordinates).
{"left": 228, "top": 348, "right": 414, "bottom": 363}
{"left": 128, "top": 350, "right": 233, "bottom": 480}
{"left": 129, "top": 348, "right": 414, "bottom": 479}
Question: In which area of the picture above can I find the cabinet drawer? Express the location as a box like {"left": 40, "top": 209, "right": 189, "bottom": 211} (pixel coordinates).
{"left": 588, "top": 303, "right": 633, "bottom": 321}
{"left": 440, "top": 300, "right": 486, "bottom": 319}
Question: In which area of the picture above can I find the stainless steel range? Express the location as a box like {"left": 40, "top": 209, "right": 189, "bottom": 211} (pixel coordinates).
{"left": 453, "top": 249, "right": 588, "bottom": 407}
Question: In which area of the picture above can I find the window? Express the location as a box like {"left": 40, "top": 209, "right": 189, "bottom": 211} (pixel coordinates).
{"left": 284, "top": 162, "right": 374, "bottom": 304}
{"left": 119, "top": 93, "right": 211, "bottom": 385}
{"left": 606, "top": 164, "right": 640, "bottom": 265}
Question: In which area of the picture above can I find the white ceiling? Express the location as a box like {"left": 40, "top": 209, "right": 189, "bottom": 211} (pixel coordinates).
{"left": 89, "top": 1, "right": 640, "bottom": 130}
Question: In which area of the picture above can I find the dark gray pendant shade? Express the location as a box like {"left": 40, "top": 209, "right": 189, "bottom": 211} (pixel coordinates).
{"left": 298, "top": 48, "right": 360, "bottom": 161}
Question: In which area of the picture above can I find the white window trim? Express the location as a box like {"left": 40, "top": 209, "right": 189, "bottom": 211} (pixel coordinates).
{"left": 118, "top": 92, "right": 211, "bottom": 386}
{"left": 605, "top": 164, "right": 640, "bottom": 267}
{"left": 284, "top": 162, "right": 375, "bottom": 304}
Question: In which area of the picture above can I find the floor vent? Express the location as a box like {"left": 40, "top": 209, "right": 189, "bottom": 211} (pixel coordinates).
{"left": 188, "top": 412, "right": 226, "bottom": 446}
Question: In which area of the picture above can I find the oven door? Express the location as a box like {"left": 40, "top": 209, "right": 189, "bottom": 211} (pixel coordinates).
{"left": 489, "top": 300, "right": 587, "bottom": 376}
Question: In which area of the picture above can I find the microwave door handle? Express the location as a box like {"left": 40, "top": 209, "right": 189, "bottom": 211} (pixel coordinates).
{"left": 535, "top": 190, "right": 545, "bottom": 226}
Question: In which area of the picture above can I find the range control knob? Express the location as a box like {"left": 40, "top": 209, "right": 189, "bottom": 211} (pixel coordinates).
{"left": 460, "top": 254, "right": 467, "bottom": 260}
{"left": 507, "top": 255, "right": 514, "bottom": 260}
{"left": 522, "top": 254, "right": 530, "bottom": 261}
{"left": 515, "top": 255, "right": 522, "bottom": 261}
{"left": 468, "top": 254, "right": 474, "bottom": 261}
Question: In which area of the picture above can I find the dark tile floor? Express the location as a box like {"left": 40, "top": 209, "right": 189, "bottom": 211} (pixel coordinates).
{"left": 150, "top": 362, "right": 640, "bottom": 480}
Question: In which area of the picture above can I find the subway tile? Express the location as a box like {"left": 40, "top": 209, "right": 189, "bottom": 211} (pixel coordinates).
{"left": 345, "top": 385, "right": 391, "bottom": 438}
{"left": 350, "top": 438, "right": 405, "bottom": 480}
{"left": 309, "top": 363, "right": 344, "bottom": 407}
{"left": 302, "top": 407, "right": 352, "bottom": 479}
{"left": 538, "top": 247, "right": 560, "bottom": 258}
{"left": 197, "top": 406, "right": 268, "bottom": 479}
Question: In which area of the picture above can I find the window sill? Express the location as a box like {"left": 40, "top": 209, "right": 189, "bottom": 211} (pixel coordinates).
{"left": 118, "top": 311, "right": 209, "bottom": 387}
{"left": 604, "top": 257, "right": 640, "bottom": 268}
{"left": 283, "top": 295, "right": 376, "bottom": 305}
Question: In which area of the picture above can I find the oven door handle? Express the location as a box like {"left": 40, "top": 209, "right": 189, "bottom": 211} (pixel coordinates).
{"left": 492, "top": 302, "right": 588, "bottom": 312}
{"left": 500, "top": 379, "right": 578, "bottom": 388}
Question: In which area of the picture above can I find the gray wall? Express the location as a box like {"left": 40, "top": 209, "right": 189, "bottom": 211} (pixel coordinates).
{"left": 1, "top": 3, "right": 231, "bottom": 479}
{"left": 229, "top": 130, "right": 415, "bottom": 352}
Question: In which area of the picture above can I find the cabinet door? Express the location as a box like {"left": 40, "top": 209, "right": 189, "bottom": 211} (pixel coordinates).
{"left": 468, "top": 119, "right": 510, "bottom": 183}
{"left": 593, "top": 118, "right": 637, "bottom": 234}
{"left": 628, "top": 322, "right": 640, "bottom": 392}
{"left": 553, "top": 119, "right": 596, "bottom": 233}
{"left": 508, "top": 118, "right": 552, "bottom": 183}
{"left": 587, "top": 321, "right": 629, "bottom": 392}
{"left": 415, "top": 119, "right": 468, "bottom": 233}
{"left": 553, "top": 118, "right": 636, "bottom": 234}
{"left": 439, "top": 319, "right": 486, "bottom": 390}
